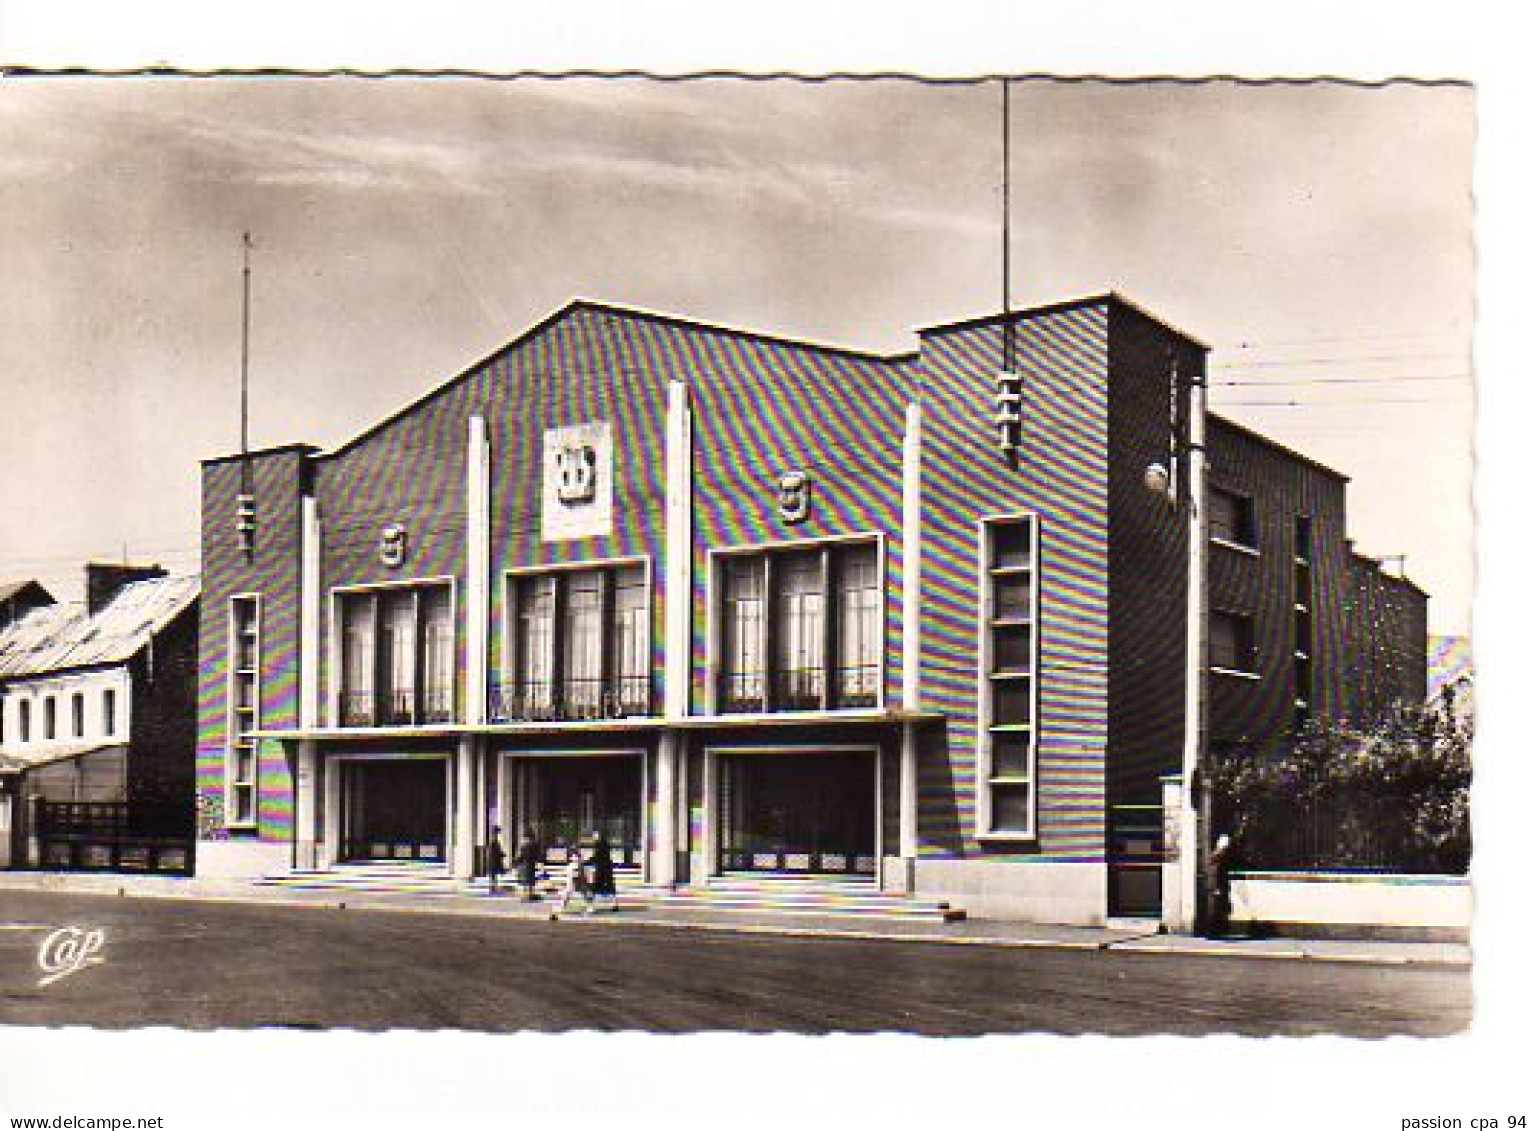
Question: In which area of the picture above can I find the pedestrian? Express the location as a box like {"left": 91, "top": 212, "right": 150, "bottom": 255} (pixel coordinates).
{"left": 554, "top": 838, "right": 592, "bottom": 918}
{"left": 515, "top": 827, "right": 542, "bottom": 902}
{"left": 1205, "top": 833, "right": 1235, "bottom": 938}
{"left": 486, "top": 825, "right": 507, "bottom": 895}
{"left": 588, "top": 829, "right": 617, "bottom": 913}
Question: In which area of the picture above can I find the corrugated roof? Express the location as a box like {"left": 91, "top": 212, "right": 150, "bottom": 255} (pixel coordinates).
{"left": 0, "top": 575, "right": 198, "bottom": 680}
{"left": 0, "top": 740, "right": 123, "bottom": 772}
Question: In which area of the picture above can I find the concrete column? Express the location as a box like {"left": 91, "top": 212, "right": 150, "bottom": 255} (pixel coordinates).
{"left": 299, "top": 497, "right": 322, "bottom": 729}
{"left": 664, "top": 380, "right": 693, "bottom": 720}
{"left": 693, "top": 745, "right": 717, "bottom": 883}
{"left": 294, "top": 740, "right": 319, "bottom": 870}
{"left": 453, "top": 736, "right": 478, "bottom": 879}
{"left": 652, "top": 732, "right": 680, "bottom": 886}
{"left": 322, "top": 760, "right": 341, "bottom": 867}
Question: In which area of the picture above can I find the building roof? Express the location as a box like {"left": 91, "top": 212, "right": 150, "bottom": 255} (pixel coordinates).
{"left": 0, "top": 740, "right": 123, "bottom": 773}
{"left": 0, "top": 579, "right": 53, "bottom": 605}
{"left": 915, "top": 291, "right": 1213, "bottom": 350}
{"left": 1206, "top": 411, "right": 1351, "bottom": 484}
{"left": 0, "top": 574, "right": 199, "bottom": 681}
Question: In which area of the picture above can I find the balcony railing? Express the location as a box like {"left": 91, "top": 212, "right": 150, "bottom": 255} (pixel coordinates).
{"left": 488, "top": 676, "right": 652, "bottom": 723}
{"left": 339, "top": 686, "right": 455, "bottom": 727}
{"left": 721, "top": 665, "right": 879, "bottom": 712}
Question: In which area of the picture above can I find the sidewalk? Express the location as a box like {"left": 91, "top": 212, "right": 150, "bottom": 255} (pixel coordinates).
{"left": 0, "top": 870, "right": 1471, "bottom": 968}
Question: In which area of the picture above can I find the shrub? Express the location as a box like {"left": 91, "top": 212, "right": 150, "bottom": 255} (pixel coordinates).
{"left": 1208, "top": 678, "right": 1472, "bottom": 874}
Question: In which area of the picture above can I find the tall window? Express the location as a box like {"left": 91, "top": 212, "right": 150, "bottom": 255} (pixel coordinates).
{"left": 497, "top": 563, "right": 650, "bottom": 722}
{"left": 1208, "top": 486, "right": 1256, "bottom": 550}
{"left": 102, "top": 688, "right": 117, "bottom": 738}
{"left": 71, "top": 692, "right": 84, "bottom": 738}
{"left": 43, "top": 696, "right": 56, "bottom": 741}
{"left": 1210, "top": 610, "right": 1257, "bottom": 674}
{"left": 19, "top": 700, "right": 30, "bottom": 744}
{"left": 337, "top": 582, "right": 456, "bottom": 727}
{"left": 717, "top": 541, "right": 881, "bottom": 713}
{"left": 981, "top": 516, "right": 1038, "bottom": 837}
{"left": 228, "top": 596, "right": 260, "bottom": 828}
{"left": 1293, "top": 515, "right": 1314, "bottom": 726}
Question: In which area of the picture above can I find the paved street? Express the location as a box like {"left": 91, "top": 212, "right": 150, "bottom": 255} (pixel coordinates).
{"left": 0, "top": 890, "right": 1469, "bottom": 1036}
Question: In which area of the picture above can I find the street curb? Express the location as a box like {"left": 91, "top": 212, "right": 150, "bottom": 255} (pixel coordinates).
{"left": 0, "top": 880, "right": 1472, "bottom": 968}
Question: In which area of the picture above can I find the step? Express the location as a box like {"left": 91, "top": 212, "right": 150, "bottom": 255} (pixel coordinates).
{"left": 644, "top": 893, "right": 961, "bottom": 919}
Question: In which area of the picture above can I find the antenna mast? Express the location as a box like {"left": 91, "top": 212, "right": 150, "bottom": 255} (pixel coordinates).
{"left": 235, "top": 232, "right": 256, "bottom": 557}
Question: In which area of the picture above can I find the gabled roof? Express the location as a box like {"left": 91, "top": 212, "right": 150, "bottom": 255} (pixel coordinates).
{"left": 0, "top": 579, "right": 53, "bottom": 605}
{"left": 0, "top": 574, "right": 199, "bottom": 681}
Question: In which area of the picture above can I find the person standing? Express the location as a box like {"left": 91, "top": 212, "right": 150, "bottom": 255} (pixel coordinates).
{"left": 554, "top": 838, "right": 592, "bottom": 918}
{"left": 515, "top": 827, "right": 542, "bottom": 902}
{"left": 486, "top": 825, "right": 508, "bottom": 896}
{"left": 589, "top": 829, "right": 617, "bottom": 913}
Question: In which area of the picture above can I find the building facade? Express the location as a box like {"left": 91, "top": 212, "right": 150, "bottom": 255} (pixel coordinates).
{"left": 195, "top": 294, "right": 1427, "bottom": 923}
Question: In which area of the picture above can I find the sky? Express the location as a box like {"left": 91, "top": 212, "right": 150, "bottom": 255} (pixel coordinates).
{"left": 0, "top": 77, "right": 1474, "bottom": 632}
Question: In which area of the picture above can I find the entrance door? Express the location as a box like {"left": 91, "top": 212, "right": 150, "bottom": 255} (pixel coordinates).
{"left": 342, "top": 759, "right": 447, "bottom": 861}
{"left": 718, "top": 750, "right": 875, "bottom": 875}
{"left": 1107, "top": 802, "right": 1164, "bottom": 918}
{"left": 519, "top": 756, "right": 641, "bottom": 867}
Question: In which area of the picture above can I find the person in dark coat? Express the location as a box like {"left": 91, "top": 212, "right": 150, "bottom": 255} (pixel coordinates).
{"left": 1205, "top": 833, "right": 1235, "bottom": 938}
{"left": 486, "top": 825, "right": 508, "bottom": 895}
{"left": 515, "top": 827, "right": 542, "bottom": 902}
{"left": 588, "top": 830, "right": 617, "bottom": 912}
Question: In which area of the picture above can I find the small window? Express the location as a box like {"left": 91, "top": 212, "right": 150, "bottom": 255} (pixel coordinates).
{"left": 103, "top": 689, "right": 117, "bottom": 738}
{"left": 44, "top": 696, "right": 56, "bottom": 740}
{"left": 1209, "top": 487, "right": 1256, "bottom": 549}
{"left": 19, "top": 700, "right": 31, "bottom": 743}
{"left": 1210, "top": 611, "right": 1257, "bottom": 674}
{"left": 71, "top": 693, "right": 85, "bottom": 738}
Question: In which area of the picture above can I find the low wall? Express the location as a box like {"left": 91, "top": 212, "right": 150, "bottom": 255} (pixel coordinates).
{"left": 915, "top": 859, "right": 1107, "bottom": 925}
{"left": 195, "top": 839, "right": 291, "bottom": 879}
{"left": 1231, "top": 871, "right": 1471, "bottom": 942}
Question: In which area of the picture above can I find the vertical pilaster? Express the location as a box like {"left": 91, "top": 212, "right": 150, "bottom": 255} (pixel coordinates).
{"left": 296, "top": 496, "right": 323, "bottom": 871}
{"left": 465, "top": 415, "right": 490, "bottom": 726}
{"left": 664, "top": 380, "right": 692, "bottom": 721}
{"left": 902, "top": 400, "right": 924, "bottom": 712}
{"left": 299, "top": 496, "right": 322, "bottom": 728}
{"left": 898, "top": 402, "right": 923, "bottom": 886}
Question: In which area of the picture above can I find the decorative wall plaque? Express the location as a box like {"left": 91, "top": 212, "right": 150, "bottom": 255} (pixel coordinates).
{"left": 379, "top": 523, "right": 409, "bottom": 568}
{"left": 777, "top": 469, "right": 812, "bottom": 524}
{"left": 542, "top": 422, "right": 613, "bottom": 541}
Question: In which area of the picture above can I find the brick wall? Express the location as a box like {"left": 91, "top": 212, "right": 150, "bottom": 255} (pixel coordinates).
{"left": 1204, "top": 417, "right": 1350, "bottom": 746}
{"left": 916, "top": 300, "right": 1112, "bottom": 862}
{"left": 196, "top": 445, "right": 311, "bottom": 842}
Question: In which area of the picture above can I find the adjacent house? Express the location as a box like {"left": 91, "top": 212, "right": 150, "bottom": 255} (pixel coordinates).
{"left": 194, "top": 293, "right": 1426, "bottom": 923}
{"left": 0, "top": 565, "right": 200, "bottom": 870}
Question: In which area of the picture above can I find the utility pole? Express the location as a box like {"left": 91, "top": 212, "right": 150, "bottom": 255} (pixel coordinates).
{"left": 1178, "top": 352, "right": 1209, "bottom": 934}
